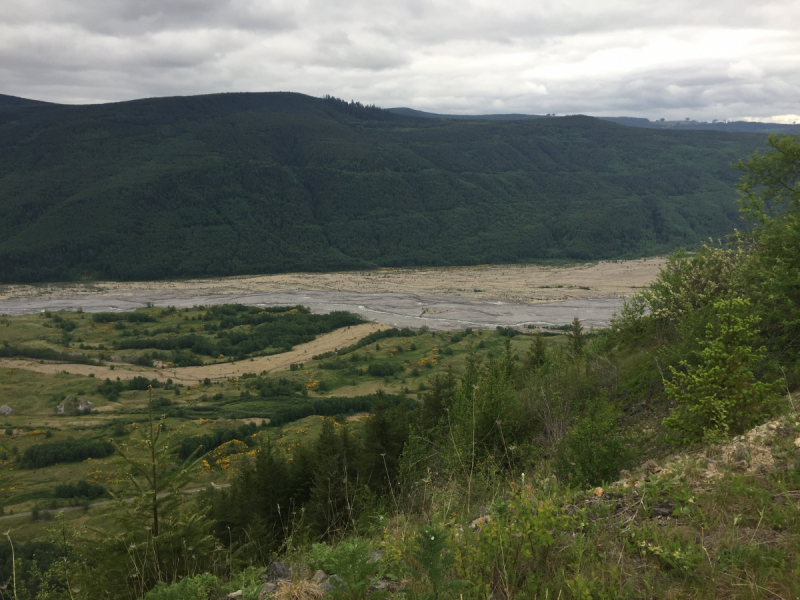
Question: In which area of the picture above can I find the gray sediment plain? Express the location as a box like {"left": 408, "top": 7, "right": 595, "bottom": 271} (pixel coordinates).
{"left": 0, "top": 260, "right": 665, "bottom": 330}
{"left": 0, "top": 289, "right": 623, "bottom": 330}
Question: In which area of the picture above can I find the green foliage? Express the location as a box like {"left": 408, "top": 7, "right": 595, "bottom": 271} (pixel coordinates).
{"left": 309, "top": 538, "right": 380, "bottom": 600}
{"left": 447, "top": 351, "right": 521, "bottom": 468}
{"left": 630, "top": 526, "right": 705, "bottom": 577}
{"left": 0, "top": 344, "right": 99, "bottom": 365}
{"left": 409, "top": 524, "right": 466, "bottom": 600}
{"left": 452, "top": 481, "right": 577, "bottom": 597}
{"left": 524, "top": 332, "right": 547, "bottom": 372}
{"left": 555, "top": 397, "right": 633, "bottom": 486}
{"left": 211, "top": 398, "right": 413, "bottom": 558}
{"left": 177, "top": 422, "right": 259, "bottom": 460}
{"left": 78, "top": 389, "right": 217, "bottom": 600}
{"left": 267, "top": 394, "right": 390, "bottom": 427}
{"left": 115, "top": 308, "right": 363, "bottom": 360}
{"left": 366, "top": 362, "right": 397, "bottom": 377}
{"left": 0, "top": 93, "right": 763, "bottom": 283}
{"left": 0, "top": 541, "right": 65, "bottom": 598}
{"left": 143, "top": 573, "right": 220, "bottom": 600}
{"left": 331, "top": 328, "right": 417, "bottom": 357}
{"left": 53, "top": 480, "right": 108, "bottom": 500}
{"left": 21, "top": 438, "right": 114, "bottom": 469}
{"left": 663, "top": 296, "right": 779, "bottom": 443}
{"left": 643, "top": 244, "right": 747, "bottom": 331}
{"left": 736, "top": 133, "right": 800, "bottom": 366}
{"left": 566, "top": 317, "right": 585, "bottom": 356}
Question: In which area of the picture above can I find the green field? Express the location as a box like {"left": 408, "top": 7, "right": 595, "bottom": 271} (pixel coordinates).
{"left": 0, "top": 306, "right": 540, "bottom": 525}
{"left": 0, "top": 304, "right": 364, "bottom": 366}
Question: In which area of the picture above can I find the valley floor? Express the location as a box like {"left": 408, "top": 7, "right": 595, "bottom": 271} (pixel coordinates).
{"left": 0, "top": 258, "right": 665, "bottom": 307}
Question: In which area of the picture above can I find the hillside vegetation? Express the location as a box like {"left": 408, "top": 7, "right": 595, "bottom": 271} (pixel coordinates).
{"left": 0, "top": 92, "right": 767, "bottom": 283}
{"left": 0, "top": 135, "right": 797, "bottom": 600}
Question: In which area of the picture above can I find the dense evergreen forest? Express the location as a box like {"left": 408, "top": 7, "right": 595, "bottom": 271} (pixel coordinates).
{"left": 0, "top": 92, "right": 770, "bottom": 283}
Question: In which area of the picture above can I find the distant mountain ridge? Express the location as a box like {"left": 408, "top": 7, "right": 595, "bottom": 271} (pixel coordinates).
{"left": 388, "top": 107, "right": 800, "bottom": 134}
{"left": 0, "top": 91, "right": 771, "bottom": 283}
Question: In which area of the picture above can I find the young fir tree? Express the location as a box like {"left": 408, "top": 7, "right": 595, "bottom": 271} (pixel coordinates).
{"left": 566, "top": 317, "right": 585, "bottom": 356}
{"left": 525, "top": 331, "right": 547, "bottom": 372}
{"left": 79, "top": 388, "right": 215, "bottom": 600}
{"left": 663, "top": 297, "right": 779, "bottom": 443}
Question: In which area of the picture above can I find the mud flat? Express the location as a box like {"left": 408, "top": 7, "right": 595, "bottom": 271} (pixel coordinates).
{"left": 0, "top": 259, "right": 665, "bottom": 330}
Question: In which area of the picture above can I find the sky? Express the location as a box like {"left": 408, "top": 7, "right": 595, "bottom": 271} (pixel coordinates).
{"left": 1, "top": 0, "right": 799, "bottom": 123}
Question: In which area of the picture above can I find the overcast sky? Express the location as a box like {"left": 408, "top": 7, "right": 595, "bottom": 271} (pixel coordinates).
{"left": 1, "top": 0, "right": 798, "bottom": 122}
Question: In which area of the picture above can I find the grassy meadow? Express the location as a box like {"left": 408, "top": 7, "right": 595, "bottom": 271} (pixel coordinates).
{"left": 0, "top": 306, "right": 554, "bottom": 540}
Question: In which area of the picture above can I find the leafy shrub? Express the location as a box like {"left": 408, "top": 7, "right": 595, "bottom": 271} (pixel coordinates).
{"left": 54, "top": 480, "right": 109, "bottom": 500}
{"left": 367, "top": 362, "right": 397, "bottom": 377}
{"left": 310, "top": 538, "right": 379, "bottom": 600}
{"left": 411, "top": 524, "right": 467, "bottom": 600}
{"left": 143, "top": 573, "right": 220, "bottom": 600}
{"left": 0, "top": 345, "right": 98, "bottom": 365}
{"left": 555, "top": 397, "right": 632, "bottom": 486}
{"left": 663, "top": 296, "right": 779, "bottom": 443}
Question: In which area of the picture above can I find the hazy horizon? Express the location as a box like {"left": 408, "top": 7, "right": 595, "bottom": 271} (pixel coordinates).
{"left": 1, "top": 0, "right": 798, "bottom": 124}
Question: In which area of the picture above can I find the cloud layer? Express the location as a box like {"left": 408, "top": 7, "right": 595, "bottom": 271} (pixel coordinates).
{"left": 1, "top": 0, "right": 799, "bottom": 121}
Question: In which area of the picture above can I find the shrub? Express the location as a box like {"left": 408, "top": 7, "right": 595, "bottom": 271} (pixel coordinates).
{"left": 367, "top": 362, "right": 396, "bottom": 377}
{"left": 555, "top": 397, "right": 632, "bottom": 487}
{"left": 663, "top": 296, "right": 780, "bottom": 443}
{"left": 21, "top": 439, "right": 115, "bottom": 468}
{"left": 54, "top": 480, "right": 109, "bottom": 500}
{"left": 309, "top": 538, "right": 379, "bottom": 600}
{"left": 143, "top": 573, "right": 220, "bottom": 600}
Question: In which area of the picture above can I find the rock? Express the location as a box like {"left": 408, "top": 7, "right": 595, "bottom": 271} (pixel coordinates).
{"left": 368, "top": 579, "right": 391, "bottom": 592}
{"left": 262, "top": 561, "right": 291, "bottom": 582}
{"left": 732, "top": 460, "right": 749, "bottom": 472}
{"left": 258, "top": 583, "right": 277, "bottom": 599}
{"left": 730, "top": 444, "right": 749, "bottom": 463}
{"left": 469, "top": 515, "right": 492, "bottom": 530}
{"left": 651, "top": 502, "right": 673, "bottom": 517}
{"left": 55, "top": 397, "right": 94, "bottom": 416}
{"left": 794, "top": 437, "right": 800, "bottom": 448}
{"left": 312, "top": 570, "right": 328, "bottom": 583}
{"left": 0, "top": 405, "right": 12, "bottom": 417}
{"left": 225, "top": 591, "right": 243, "bottom": 600}
{"left": 368, "top": 550, "right": 384, "bottom": 563}
{"left": 641, "top": 459, "right": 660, "bottom": 475}
{"left": 321, "top": 574, "right": 343, "bottom": 593}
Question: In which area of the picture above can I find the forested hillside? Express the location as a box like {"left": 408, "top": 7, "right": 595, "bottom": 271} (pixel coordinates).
{"left": 0, "top": 92, "right": 767, "bottom": 282}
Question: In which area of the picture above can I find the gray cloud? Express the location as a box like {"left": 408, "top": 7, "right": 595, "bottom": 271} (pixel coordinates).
{"left": 1, "top": 0, "right": 799, "bottom": 121}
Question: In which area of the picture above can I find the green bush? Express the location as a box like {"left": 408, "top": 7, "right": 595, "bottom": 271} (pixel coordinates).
{"left": 144, "top": 573, "right": 220, "bottom": 600}
{"left": 54, "top": 480, "right": 109, "bottom": 500}
{"left": 310, "top": 538, "right": 380, "bottom": 600}
{"left": 367, "top": 362, "right": 397, "bottom": 377}
{"left": 555, "top": 397, "right": 632, "bottom": 486}
{"left": 21, "top": 438, "right": 115, "bottom": 469}
{"left": 663, "top": 296, "right": 779, "bottom": 443}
